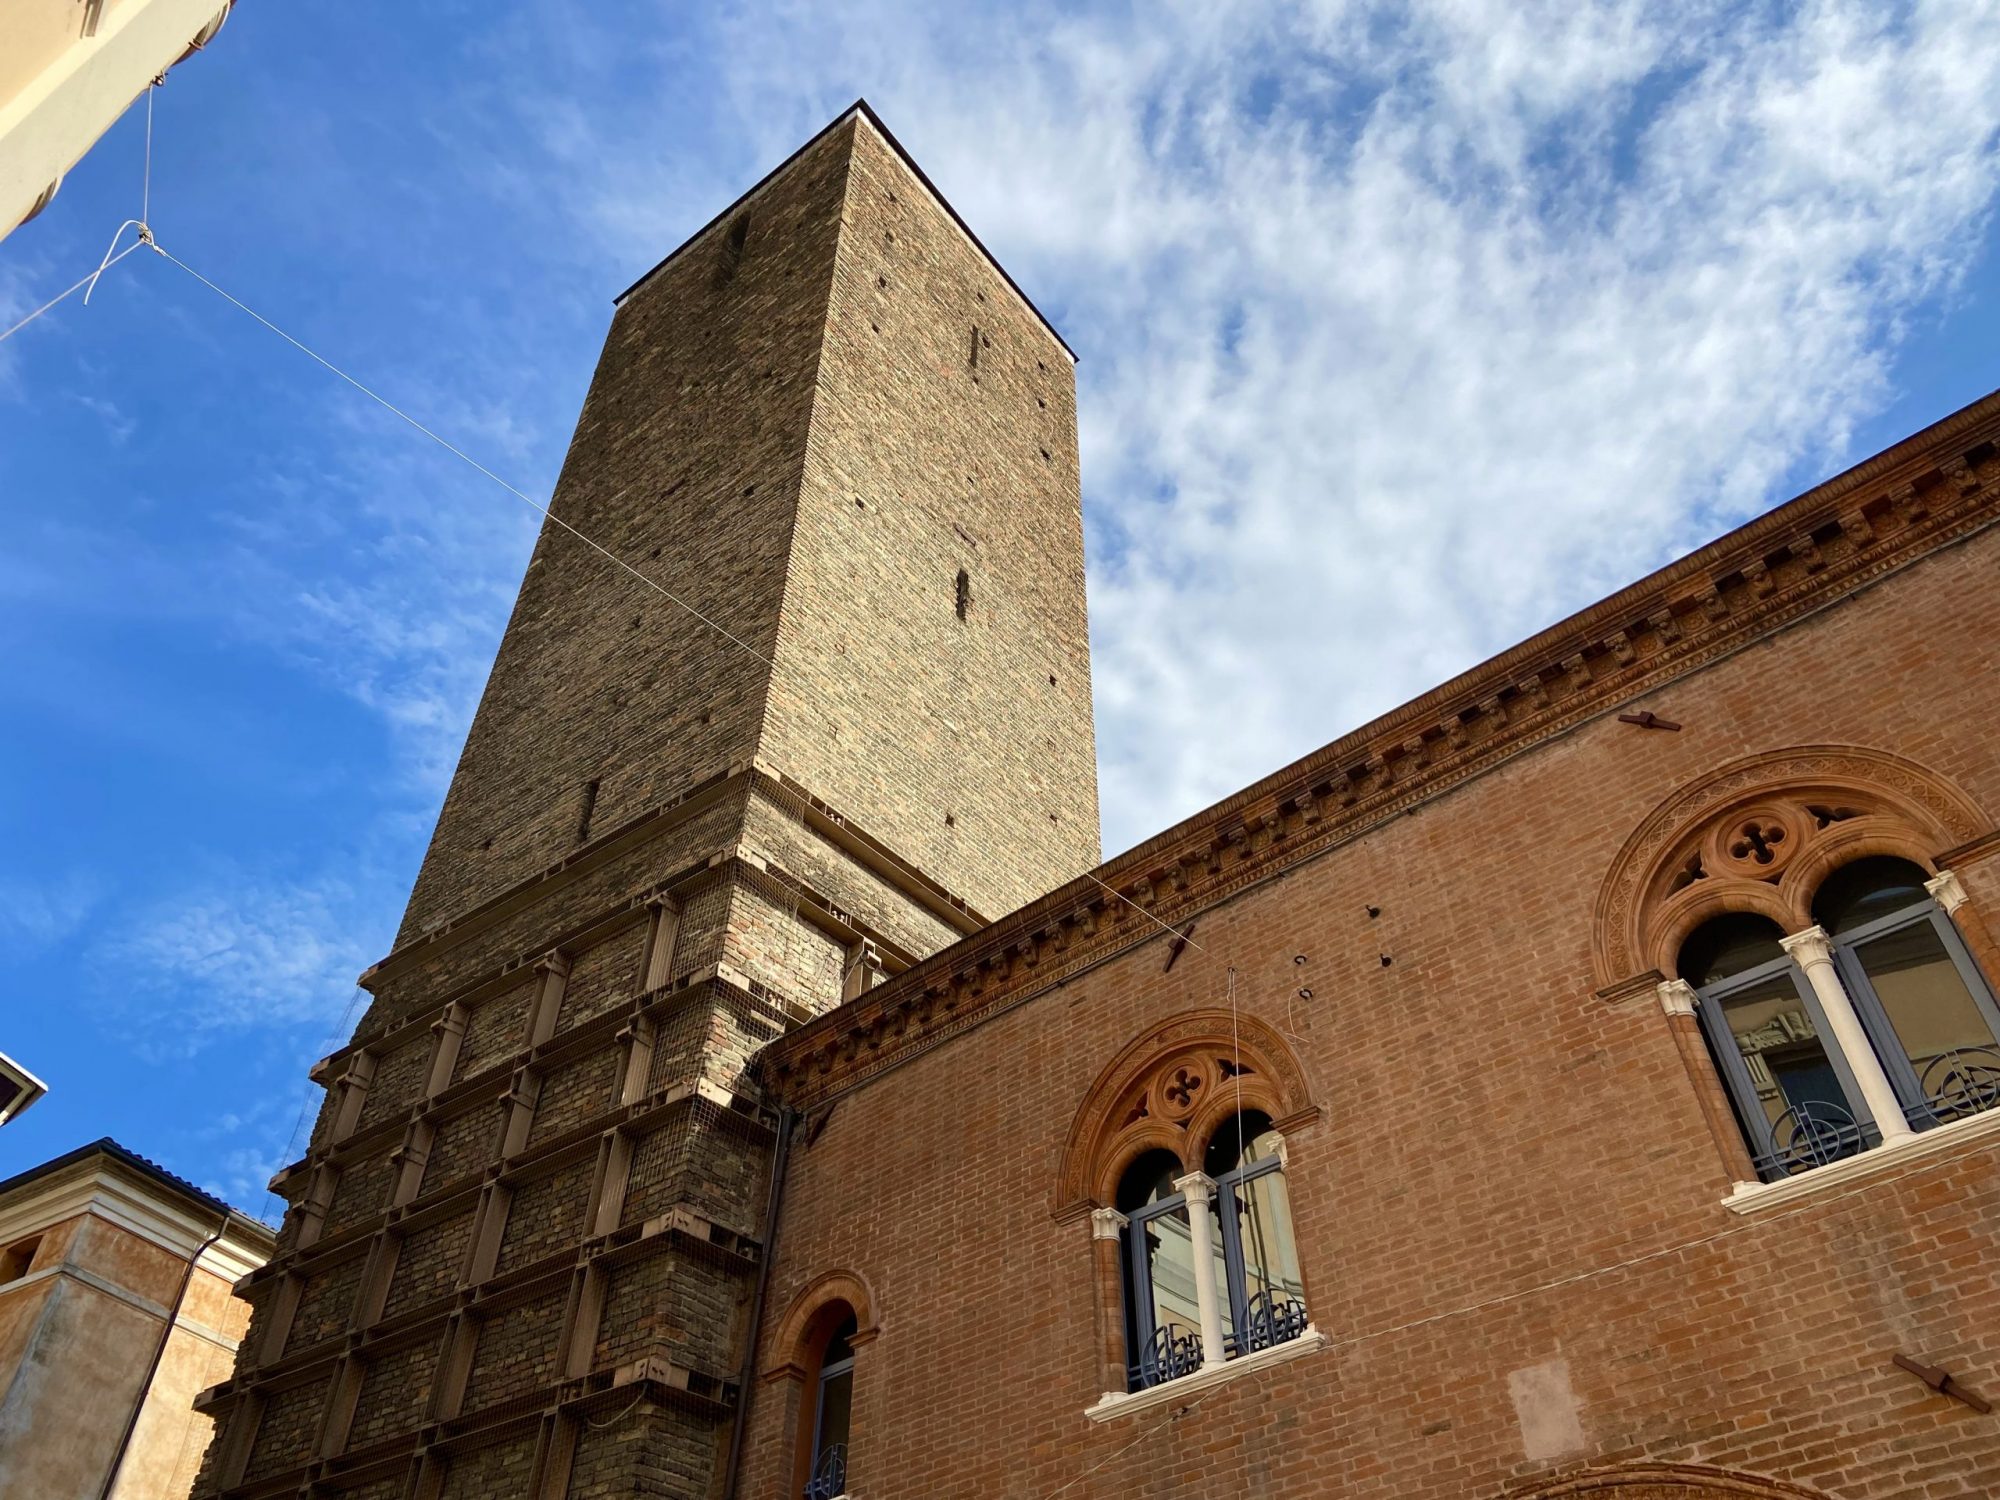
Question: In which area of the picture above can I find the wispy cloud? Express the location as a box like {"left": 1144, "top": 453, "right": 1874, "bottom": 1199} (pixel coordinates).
{"left": 0, "top": 873, "right": 100, "bottom": 952}
{"left": 490, "top": 0, "right": 2000, "bottom": 851}
{"left": 99, "top": 872, "right": 374, "bottom": 1054}
{"left": 6, "top": 0, "right": 1998, "bottom": 1200}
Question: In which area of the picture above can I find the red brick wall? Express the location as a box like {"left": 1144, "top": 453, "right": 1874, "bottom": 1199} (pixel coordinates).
{"left": 745, "top": 521, "right": 2000, "bottom": 1499}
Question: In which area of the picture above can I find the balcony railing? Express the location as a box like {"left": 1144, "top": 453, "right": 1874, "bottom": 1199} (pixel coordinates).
{"left": 804, "top": 1443, "right": 846, "bottom": 1500}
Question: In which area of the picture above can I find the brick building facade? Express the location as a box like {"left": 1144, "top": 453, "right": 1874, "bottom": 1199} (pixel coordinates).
{"left": 195, "top": 103, "right": 2000, "bottom": 1499}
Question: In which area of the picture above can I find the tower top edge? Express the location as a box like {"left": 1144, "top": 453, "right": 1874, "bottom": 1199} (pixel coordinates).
{"left": 612, "top": 98, "right": 1078, "bottom": 365}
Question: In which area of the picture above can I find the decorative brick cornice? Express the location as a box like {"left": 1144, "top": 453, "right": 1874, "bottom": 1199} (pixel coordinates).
{"left": 761, "top": 391, "right": 2000, "bottom": 1109}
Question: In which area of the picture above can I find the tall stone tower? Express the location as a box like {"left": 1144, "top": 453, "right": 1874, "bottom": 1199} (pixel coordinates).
{"left": 194, "top": 103, "right": 1097, "bottom": 1499}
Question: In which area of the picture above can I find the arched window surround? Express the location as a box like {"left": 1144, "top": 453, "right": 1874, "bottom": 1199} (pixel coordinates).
{"left": 1055, "top": 1008, "right": 1319, "bottom": 1220}
{"left": 1514, "top": 1461, "right": 1836, "bottom": 1499}
{"left": 1596, "top": 747, "right": 2000, "bottom": 1193}
{"left": 763, "top": 1271, "right": 878, "bottom": 1500}
{"left": 1059, "top": 1011, "right": 1321, "bottom": 1404}
{"left": 1592, "top": 745, "right": 1993, "bottom": 990}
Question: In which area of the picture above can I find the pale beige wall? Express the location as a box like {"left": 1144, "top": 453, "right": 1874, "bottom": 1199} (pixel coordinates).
{"left": 106, "top": 1260, "right": 252, "bottom": 1500}
{"left": 0, "top": 1211, "right": 170, "bottom": 1499}
{"left": 0, "top": 1167, "right": 269, "bottom": 1500}
{"left": 0, "top": 0, "right": 233, "bottom": 239}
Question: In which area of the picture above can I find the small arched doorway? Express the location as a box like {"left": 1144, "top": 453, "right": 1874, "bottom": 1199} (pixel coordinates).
{"left": 1512, "top": 1462, "right": 1835, "bottom": 1500}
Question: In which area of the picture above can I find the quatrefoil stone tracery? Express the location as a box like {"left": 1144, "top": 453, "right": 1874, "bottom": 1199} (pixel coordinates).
{"left": 1152, "top": 1054, "right": 1217, "bottom": 1123}
{"left": 1699, "top": 800, "right": 1812, "bottom": 883}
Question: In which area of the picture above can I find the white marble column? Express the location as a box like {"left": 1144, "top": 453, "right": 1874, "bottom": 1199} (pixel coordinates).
{"left": 1657, "top": 978, "right": 1698, "bottom": 1018}
{"left": 1926, "top": 868, "right": 1968, "bottom": 915}
{"left": 1781, "top": 925, "right": 1914, "bottom": 1144}
{"left": 1173, "top": 1171, "right": 1227, "bottom": 1367}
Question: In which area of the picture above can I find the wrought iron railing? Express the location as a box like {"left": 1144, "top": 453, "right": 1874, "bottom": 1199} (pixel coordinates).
{"left": 1227, "top": 1291, "right": 1310, "bottom": 1356}
{"left": 1129, "top": 1322, "right": 1203, "bottom": 1390}
{"left": 1754, "top": 1100, "right": 1868, "bottom": 1179}
{"left": 1915, "top": 1046, "right": 2000, "bottom": 1126}
{"left": 804, "top": 1442, "right": 846, "bottom": 1500}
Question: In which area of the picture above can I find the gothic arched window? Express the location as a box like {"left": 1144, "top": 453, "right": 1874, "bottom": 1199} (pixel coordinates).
{"left": 1061, "top": 1012, "right": 1321, "bottom": 1405}
{"left": 1116, "top": 1148, "right": 1202, "bottom": 1389}
{"left": 1680, "top": 913, "right": 1875, "bottom": 1178}
{"left": 1596, "top": 748, "right": 2000, "bottom": 1191}
{"left": 1112, "top": 1116, "right": 1306, "bottom": 1391}
{"left": 803, "top": 1312, "right": 855, "bottom": 1500}
{"left": 1679, "top": 862, "right": 2000, "bottom": 1183}
{"left": 1204, "top": 1110, "right": 1308, "bottom": 1355}
{"left": 768, "top": 1275, "right": 874, "bottom": 1500}
{"left": 1815, "top": 857, "right": 2000, "bottom": 1129}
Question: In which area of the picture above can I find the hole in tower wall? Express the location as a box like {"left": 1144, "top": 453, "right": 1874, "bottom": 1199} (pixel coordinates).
{"left": 713, "top": 214, "right": 750, "bottom": 287}
{"left": 575, "top": 779, "right": 601, "bottom": 845}
{"left": 955, "top": 569, "right": 972, "bottom": 621}
{"left": 969, "top": 327, "right": 980, "bottom": 369}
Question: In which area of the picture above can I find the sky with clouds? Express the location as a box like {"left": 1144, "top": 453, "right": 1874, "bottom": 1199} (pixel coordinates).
{"left": 3, "top": 0, "right": 1998, "bottom": 1210}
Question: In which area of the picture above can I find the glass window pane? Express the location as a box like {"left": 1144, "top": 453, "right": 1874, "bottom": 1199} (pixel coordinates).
{"left": 814, "top": 1367, "right": 851, "bottom": 1458}
{"left": 1716, "top": 972, "right": 1864, "bottom": 1168}
{"left": 1234, "top": 1170, "right": 1305, "bottom": 1312}
{"left": 1813, "top": 856, "right": 1929, "bottom": 937}
{"left": 1679, "top": 914, "right": 1786, "bottom": 987}
{"left": 1849, "top": 922, "right": 2000, "bottom": 1120}
{"left": 1204, "top": 1109, "right": 1278, "bottom": 1177}
{"left": 821, "top": 1314, "right": 856, "bottom": 1367}
{"left": 1116, "top": 1149, "right": 1183, "bottom": 1213}
{"left": 1139, "top": 1205, "right": 1201, "bottom": 1338}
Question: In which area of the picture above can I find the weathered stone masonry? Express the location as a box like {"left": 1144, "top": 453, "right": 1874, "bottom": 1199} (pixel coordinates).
{"left": 192, "top": 103, "right": 1099, "bottom": 1500}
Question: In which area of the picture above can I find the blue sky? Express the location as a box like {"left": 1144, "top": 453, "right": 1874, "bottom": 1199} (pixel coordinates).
{"left": 3, "top": 1, "right": 1998, "bottom": 1214}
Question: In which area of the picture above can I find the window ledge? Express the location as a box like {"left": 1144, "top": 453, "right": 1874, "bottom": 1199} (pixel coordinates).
{"left": 1723, "top": 1106, "right": 2000, "bottom": 1215}
{"left": 1084, "top": 1327, "right": 1328, "bottom": 1423}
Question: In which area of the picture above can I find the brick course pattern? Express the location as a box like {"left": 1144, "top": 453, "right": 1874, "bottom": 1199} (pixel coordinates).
{"left": 194, "top": 98, "right": 2000, "bottom": 1500}
{"left": 192, "top": 103, "right": 1099, "bottom": 1500}
{"left": 745, "top": 424, "right": 2000, "bottom": 1496}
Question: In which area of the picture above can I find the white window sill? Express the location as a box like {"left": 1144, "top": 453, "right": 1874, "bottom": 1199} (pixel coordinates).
{"left": 1723, "top": 1105, "right": 2000, "bottom": 1214}
{"left": 1084, "top": 1327, "right": 1328, "bottom": 1423}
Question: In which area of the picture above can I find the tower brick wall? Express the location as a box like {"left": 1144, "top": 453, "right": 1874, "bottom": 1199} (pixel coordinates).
{"left": 193, "top": 104, "right": 1099, "bottom": 1500}
{"left": 401, "top": 108, "right": 1097, "bottom": 947}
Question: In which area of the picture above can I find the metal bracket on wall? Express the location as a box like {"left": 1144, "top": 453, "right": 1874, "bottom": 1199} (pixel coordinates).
{"left": 1891, "top": 1352, "right": 1993, "bottom": 1414}
{"left": 1617, "top": 710, "right": 1682, "bottom": 731}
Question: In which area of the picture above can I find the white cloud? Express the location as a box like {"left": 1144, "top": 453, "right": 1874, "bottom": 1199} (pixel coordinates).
{"left": 34, "top": 2, "right": 1995, "bottom": 878}
{"left": 497, "top": 0, "right": 2000, "bottom": 853}
{"left": 0, "top": 873, "right": 100, "bottom": 951}
{"left": 101, "top": 873, "right": 375, "bottom": 1052}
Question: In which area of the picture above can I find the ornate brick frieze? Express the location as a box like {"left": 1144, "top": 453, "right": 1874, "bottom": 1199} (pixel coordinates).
{"left": 763, "top": 398, "right": 2000, "bottom": 1109}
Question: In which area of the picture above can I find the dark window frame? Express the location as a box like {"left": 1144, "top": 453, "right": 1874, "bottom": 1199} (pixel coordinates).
{"left": 803, "top": 1318, "right": 854, "bottom": 1500}
{"left": 1121, "top": 1181, "right": 1198, "bottom": 1389}
{"left": 1692, "top": 947, "right": 1881, "bottom": 1180}
{"left": 1828, "top": 894, "right": 2000, "bottom": 1130}
{"left": 1118, "top": 1120, "right": 1307, "bottom": 1390}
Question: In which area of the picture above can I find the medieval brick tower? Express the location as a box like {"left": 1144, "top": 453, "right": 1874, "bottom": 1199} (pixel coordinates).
{"left": 193, "top": 103, "right": 1098, "bottom": 1499}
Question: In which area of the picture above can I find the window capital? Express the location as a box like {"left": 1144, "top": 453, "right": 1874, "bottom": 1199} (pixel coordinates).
{"left": 1779, "top": 924, "right": 1835, "bottom": 966}
{"left": 1171, "top": 1170, "right": 1217, "bottom": 1205}
{"left": 1089, "top": 1206, "right": 1128, "bottom": 1241}
{"left": 1656, "top": 978, "right": 1699, "bottom": 1017}
{"left": 1926, "top": 868, "right": 1969, "bottom": 914}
